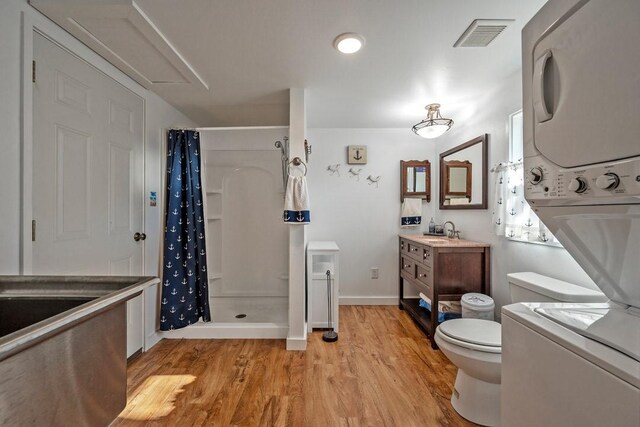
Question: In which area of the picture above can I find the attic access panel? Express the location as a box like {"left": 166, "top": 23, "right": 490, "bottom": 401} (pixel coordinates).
{"left": 29, "top": 0, "right": 208, "bottom": 90}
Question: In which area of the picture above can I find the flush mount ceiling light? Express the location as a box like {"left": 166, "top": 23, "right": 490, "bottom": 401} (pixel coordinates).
{"left": 412, "top": 103, "right": 454, "bottom": 139}
{"left": 333, "top": 33, "right": 365, "bottom": 54}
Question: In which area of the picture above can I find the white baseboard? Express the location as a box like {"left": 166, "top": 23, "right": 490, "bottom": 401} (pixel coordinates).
{"left": 339, "top": 296, "right": 398, "bottom": 305}
{"left": 286, "top": 335, "right": 308, "bottom": 351}
{"left": 144, "top": 332, "right": 161, "bottom": 352}
{"left": 160, "top": 323, "right": 288, "bottom": 339}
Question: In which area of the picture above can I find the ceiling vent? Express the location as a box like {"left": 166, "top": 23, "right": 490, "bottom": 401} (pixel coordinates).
{"left": 454, "top": 19, "right": 515, "bottom": 47}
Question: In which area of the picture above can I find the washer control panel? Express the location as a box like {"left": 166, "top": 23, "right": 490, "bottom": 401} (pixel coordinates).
{"left": 525, "top": 155, "right": 640, "bottom": 202}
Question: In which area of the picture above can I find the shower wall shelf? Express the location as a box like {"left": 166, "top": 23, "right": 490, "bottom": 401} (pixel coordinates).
{"left": 208, "top": 273, "right": 223, "bottom": 280}
{"left": 206, "top": 189, "right": 223, "bottom": 194}
{"left": 207, "top": 216, "right": 222, "bottom": 221}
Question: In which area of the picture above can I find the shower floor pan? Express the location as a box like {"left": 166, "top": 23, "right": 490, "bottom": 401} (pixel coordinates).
{"left": 162, "top": 296, "right": 289, "bottom": 339}
{"left": 0, "top": 275, "right": 159, "bottom": 426}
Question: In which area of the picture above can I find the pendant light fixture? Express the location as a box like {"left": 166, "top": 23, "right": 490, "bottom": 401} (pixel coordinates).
{"left": 412, "top": 103, "right": 454, "bottom": 139}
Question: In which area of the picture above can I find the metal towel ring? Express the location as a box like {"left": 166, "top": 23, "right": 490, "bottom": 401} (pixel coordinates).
{"left": 288, "top": 157, "right": 307, "bottom": 176}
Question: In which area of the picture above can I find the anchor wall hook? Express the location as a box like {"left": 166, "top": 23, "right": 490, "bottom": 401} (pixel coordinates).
{"left": 348, "top": 168, "right": 362, "bottom": 181}
{"left": 327, "top": 164, "right": 341, "bottom": 176}
{"left": 366, "top": 175, "right": 381, "bottom": 188}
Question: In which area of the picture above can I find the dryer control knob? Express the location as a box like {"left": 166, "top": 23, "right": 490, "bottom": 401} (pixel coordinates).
{"left": 528, "top": 167, "right": 544, "bottom": 185}
{"left": 595, "top": 173, "right": 620, "bottom": 190}
{"left": 568, "top": 177, "right": 588, "bottom": 193}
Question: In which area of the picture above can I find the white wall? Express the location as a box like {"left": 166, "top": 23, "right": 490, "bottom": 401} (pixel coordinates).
{"left": 0, "top": 0, "right": 198, "bottom": 347}
{"left": 306, "top": 128, "right": 437, "bottom": 303}
{"left": 432, "top": 71, "right": 597, "bottom": 316}
{"left": 287, "top": 88, "right": 308, "bottom": 350}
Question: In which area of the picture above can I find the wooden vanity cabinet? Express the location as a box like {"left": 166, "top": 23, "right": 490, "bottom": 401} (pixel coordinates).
{"left": 398, "top": 236, "right": 491, "bottom": 349}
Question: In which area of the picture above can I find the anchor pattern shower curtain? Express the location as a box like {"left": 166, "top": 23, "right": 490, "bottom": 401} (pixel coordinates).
{"left": 491, "top": 161, "right": 558, "bottom": 245}
{"left": 160, "top": 130, "right": 211, "bottom": 330}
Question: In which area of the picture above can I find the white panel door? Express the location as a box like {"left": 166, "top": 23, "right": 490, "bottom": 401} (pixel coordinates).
{"left": 32, "top": 32, "right": 144, "bottom": 277}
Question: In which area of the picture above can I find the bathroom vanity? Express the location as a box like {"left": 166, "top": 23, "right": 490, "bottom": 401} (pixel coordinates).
{"left": 399, "top": 235, "right": 490, "bottom": 348}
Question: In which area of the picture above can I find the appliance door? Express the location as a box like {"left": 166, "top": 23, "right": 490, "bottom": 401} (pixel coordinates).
{"left": 502, "top": 311, "right": 640, "bottom": 427}
{"left": 530, "top": 0, "right": 640, "bottom": 168}
{"left": 533, "top": 204, "right": 640, "bottom": 307}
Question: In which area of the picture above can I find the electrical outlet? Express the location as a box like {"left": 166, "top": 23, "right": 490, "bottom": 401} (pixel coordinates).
{"left": 371, "top": 267, "right": 379, "bottom": 279}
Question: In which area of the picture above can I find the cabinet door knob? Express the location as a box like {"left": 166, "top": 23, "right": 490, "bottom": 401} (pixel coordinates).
{"left": 403, "top": 264, "right": 410, "bottom": 269}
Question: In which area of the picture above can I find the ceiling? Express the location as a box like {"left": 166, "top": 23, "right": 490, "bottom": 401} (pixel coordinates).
{"left": 60, "top": 0, "right": 548, "bottom": 127}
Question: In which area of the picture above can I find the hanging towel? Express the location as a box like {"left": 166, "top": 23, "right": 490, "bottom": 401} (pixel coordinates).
{"left": 284, "top": 175, "right": 310, "bottom": 224}
{"left": 401, "top": 198, "right": 422, "bottom": 227}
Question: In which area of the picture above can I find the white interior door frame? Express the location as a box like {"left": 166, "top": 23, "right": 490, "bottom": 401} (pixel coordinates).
{"left": 20, "top": 12, "right": 36, "bottom": 275}
{"left": 20, "top": 11, "right": 147, "bottom": 274}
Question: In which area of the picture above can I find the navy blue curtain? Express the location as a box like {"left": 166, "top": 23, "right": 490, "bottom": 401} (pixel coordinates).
{"left": 160, "top": 130, "right": 210, "bottom": 330}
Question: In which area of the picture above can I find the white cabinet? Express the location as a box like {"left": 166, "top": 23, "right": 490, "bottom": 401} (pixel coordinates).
{"left": 126, "top": 294, "right": 144, "bottom": 358}
{"left": 126, "top": 280, "right": 160, "bottom": 358}
{"left": 306, "top": 241, "right": 339, "bottom": 333}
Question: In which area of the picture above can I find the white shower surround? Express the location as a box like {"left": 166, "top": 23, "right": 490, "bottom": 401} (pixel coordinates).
{"left": 162, "top": 126, "right": 290, "bottom": 339}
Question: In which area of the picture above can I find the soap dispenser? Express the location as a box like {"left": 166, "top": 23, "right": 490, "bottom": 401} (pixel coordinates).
{"left": 428, "top": 217, "right": 435, "bottom": 234}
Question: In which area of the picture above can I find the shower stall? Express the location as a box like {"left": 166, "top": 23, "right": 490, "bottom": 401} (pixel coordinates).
{"left": 165, "top": 126, "right": 290, "bottom": 339}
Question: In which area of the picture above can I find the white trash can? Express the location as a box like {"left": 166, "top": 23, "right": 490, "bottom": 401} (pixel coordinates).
{"left": 461, "top": 293, "right": 495, "bottom": 321}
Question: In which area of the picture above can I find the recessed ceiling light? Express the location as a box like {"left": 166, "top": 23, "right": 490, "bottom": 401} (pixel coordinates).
{"left": 333, "top": 33, "right": 365, "bottom": 54}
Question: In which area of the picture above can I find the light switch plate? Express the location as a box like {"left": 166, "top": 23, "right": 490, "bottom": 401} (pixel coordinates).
{"left": 347, "top": 145, "right": 367, "bottom": 164}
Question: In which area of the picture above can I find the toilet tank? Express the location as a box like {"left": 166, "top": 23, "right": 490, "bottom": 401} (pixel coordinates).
{"left": 508, "top": 272, "right": 608, "bottom": 303}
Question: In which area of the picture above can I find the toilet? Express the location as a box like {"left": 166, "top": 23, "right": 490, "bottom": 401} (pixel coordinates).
{"left": 434, "top": 272, "right": 608, "bottom": 426}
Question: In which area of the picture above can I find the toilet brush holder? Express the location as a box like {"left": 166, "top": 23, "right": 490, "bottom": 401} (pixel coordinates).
{"left": 322, "top": 270, "right": 338, "bottom": 342}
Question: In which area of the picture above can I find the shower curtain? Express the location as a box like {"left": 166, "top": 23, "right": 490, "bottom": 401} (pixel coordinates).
{"left": 160, "top": 130, "right": 211, "bottom": 330}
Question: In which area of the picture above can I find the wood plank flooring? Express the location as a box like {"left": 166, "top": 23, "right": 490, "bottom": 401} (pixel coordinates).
{"left": 113, "top": 306, "right": 475, "bottom": 427}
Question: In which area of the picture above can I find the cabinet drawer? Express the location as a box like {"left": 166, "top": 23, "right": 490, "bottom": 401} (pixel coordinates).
{"left": 413, "top": 278, "right": 433, "bottom": 302}
{"left": 421, "top": 246, "right": 433, "bottom": 266}
{"left": 400, "top": 239, "right": 411, "bottom": 257}
{"left": 407, "top": 242, "right": 423, "bottom": 261}
{"left": 400, "top": 256, "right": 415, "bottom": 280}
{"left": 416, "top": 264, "right": 433, "bottom": 288}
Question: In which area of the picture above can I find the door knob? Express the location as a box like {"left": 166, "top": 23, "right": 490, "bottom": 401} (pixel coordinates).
{"left": 134, "top": 232, "right": 147, "bottom": 242}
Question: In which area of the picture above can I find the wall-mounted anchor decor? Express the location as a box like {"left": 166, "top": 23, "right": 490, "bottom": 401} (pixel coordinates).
{"left": 327, "top": 164, "right": 341, "bottom": 176}
{"left": 347, "top": 145, "right": 367, "bottom": 165}
{"left": 348, "top": 168, "right": 363, "bottom": 181}
{"left": 367, "top": 175, "right": 381, "bottom": 188}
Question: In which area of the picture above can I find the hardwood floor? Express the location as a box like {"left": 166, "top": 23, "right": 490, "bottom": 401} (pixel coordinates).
{"left": 113, "top": 306, "right": 475, "bottom": 427}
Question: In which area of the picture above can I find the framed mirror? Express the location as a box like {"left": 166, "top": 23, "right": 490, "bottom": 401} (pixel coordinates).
{"left": 439, "top": 134, "right": 488, "bottom": 209}
{"left": 401, "top": 160, "right": 431, "bottom": 202}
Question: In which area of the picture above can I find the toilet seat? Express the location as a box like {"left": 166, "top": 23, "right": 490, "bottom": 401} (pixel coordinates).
{"left": 437, "top": 319, "right": 502, "bottom": 353}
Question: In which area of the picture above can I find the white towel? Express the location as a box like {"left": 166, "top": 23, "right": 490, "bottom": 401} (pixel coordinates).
{"left": 419, "top": 293, "right": 462, "bottom": 313}
{"left": 401, "top": 198, "right": 422, "bottom": 227}
{"left": 283, "top": 175, "right": 310, "bottom": 225}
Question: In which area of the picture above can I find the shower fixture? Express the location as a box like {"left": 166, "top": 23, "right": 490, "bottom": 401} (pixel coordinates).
{"left": 275, "top": 137, "right": 290, "bottom": 191}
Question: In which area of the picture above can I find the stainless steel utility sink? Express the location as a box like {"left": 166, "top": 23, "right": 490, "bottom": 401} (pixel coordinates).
{"left": 0, "top": 275, "right": 159, "bottom": 427}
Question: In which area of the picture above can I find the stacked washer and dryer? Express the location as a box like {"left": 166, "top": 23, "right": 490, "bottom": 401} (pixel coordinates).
{"left": 501, "top": 0, "right": 640, "bottom": 426}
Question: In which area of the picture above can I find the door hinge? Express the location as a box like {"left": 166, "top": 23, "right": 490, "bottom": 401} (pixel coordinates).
{"left": 31, "top": 220, "right": 36, "bottom": 242}
{"left": 32, "top": 60, "right": 36, "bottom": 83}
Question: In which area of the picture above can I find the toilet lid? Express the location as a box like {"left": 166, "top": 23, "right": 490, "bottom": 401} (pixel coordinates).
{"left": 438, "top": 319, "right": 501, "bottom": 347}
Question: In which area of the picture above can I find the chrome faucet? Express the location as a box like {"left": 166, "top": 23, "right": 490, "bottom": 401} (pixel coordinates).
{"left": 443, "top": 221, "right": 461, "bottom": 239}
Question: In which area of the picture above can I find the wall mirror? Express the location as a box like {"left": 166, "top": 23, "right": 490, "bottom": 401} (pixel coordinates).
{"left": 401, "top": 160, "right": 431, "bottom": 202}
{"left": 439, "top": 134, "right": 488, "bottom": 209}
